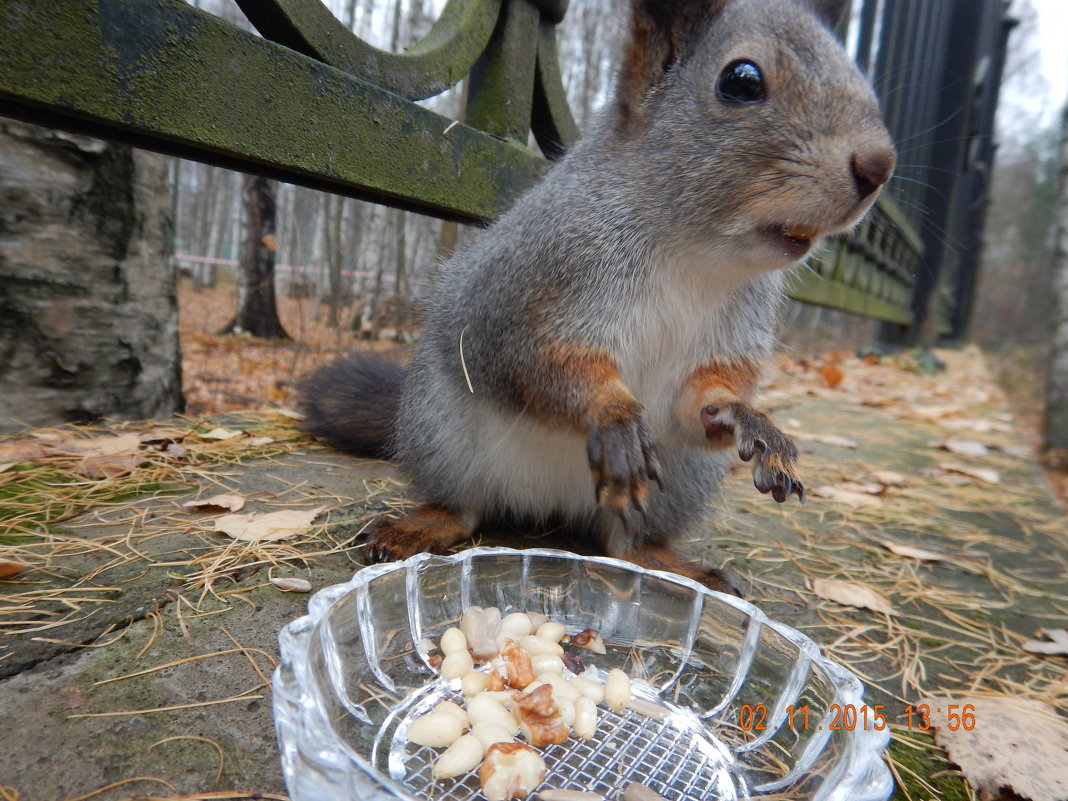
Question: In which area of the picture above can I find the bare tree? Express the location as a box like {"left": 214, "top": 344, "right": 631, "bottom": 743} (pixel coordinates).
{"left": 218, "top": 174, "right": 290, "bottom": 339}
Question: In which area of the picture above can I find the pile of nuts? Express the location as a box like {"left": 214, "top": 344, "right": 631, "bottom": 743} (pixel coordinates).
{"left": 406, "top": 607, "right": 634, "bottom": 800}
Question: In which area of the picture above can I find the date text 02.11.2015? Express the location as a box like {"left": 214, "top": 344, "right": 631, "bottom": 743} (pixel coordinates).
{"left": 737, "top": 703, "right": 977, "bottom": 733}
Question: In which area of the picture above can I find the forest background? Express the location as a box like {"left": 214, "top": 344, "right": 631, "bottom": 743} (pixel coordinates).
{"left": 2, "top": 0, "right": 1065, "bottom": 488}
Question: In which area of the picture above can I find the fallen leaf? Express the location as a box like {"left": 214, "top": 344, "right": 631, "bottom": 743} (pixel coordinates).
{"left": 274, "top": 408, "right": 303, "bottom": 420}
{"left": 247, "top": 436, "right": 275, "bottom": 447}
{"left": 811, "top": 485, "right": 883, "bottom": 507}
{"left": 813, "top": 578, "right": 895, "bottom": 615}
{"left": 935, "top": 439, "right": 990, "bottom": 457}
{"left": 909, "top": 404, "right": 966, "bottom": 421}
{"left": 0, "top": 559, "right": 30, "bottom": 578}
{"left": 198, "top": 427, "right": 243, "bottom": 441}
{"left": 183, "top": 493, "right": 246, "bottom": 513}
{"left": 138, "top": 430, "right": 189, "bottom": 459}
{"left": 0, "top": 439, "right": 72, "bottom": 461}
{"left": 63, "top": 687, "right": 90, "bottom": 710}
{"left": 30, "top": 431, "right": 65, "bottom": 442}
{"left": 818, "top": 365, "right": 844, "bottom": 388}
{"left": 999, "top": 444, "right": 1032, "bottom": 458}
{"left": 214, "top": 507, "right": 324, "bottom": 542}
{"left": 939, "top": 463, "right": 1001, "bottom": 485}
{"left": 840, "top": 480, "right": 885, "bottom": 495}
{"left": 792, "top": 432, "right": 859, "bottom": 449}
{"left": 871, "top": 470, "right": 906, "bottom": 486}
{"left": 73, "top": 453, "right": 148, "bottom": 479}
{"left": 939, "top": 417, "right": 1013, "bottom": 434}
{"left": 923, "top": 695, "right": 1068, "bottom": 801}
{"left": 1022, "top": 628, "right": 1068, "bottom": 656}
{"left": 160, "top": 442, "right": 188, "bottom": 459}
{"left": 0, "top": 462, "right": 15, "bottom": 474}
{"left": 879, "top": 541, "right": 947, "bottom": 562}
{"left": 77, "top": 433, "right": 142, "bottom": 457}
{"left": 138, "top": 428, "right": 188, "bottom": 445}
{"left": 270, "top": 576, "right": 313, "bottom": 593}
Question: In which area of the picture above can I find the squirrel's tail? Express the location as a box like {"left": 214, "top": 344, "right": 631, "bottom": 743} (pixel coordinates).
{"left": 297, "top": 355, "right": 406, "bottom": 459}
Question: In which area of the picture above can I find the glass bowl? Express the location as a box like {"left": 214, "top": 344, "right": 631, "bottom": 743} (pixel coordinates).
{"left": 273, "top": 547, "right": 892, "bottom": 801}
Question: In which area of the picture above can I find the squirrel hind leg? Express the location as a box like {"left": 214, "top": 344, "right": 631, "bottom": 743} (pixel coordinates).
{"left": 359, "top": 503, "right": 474, "bottom": 564}
{"left": 592, "top": 510, "right": 744, "bottom": 596}
{"left": 623, "top": 543, "right": 744, "bottom": 597}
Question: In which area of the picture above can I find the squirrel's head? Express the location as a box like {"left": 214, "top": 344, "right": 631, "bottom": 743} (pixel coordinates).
{"left": 616, "top": 0, "right": 896, "bottom": 268}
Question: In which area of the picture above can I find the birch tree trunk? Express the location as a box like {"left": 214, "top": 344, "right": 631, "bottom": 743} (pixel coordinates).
{"left": 0, "top": 122, "right": 182, "bottom": 432}
{"left": 1044, "top": 104, "right": 1068, "bottom": 451}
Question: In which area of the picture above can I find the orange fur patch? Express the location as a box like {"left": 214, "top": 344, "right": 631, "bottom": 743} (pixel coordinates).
{"left": 678, "top": 359, "right": 762, "bottom": 429}
{"left": 525, "top": 344, "right": 640, "bottom": 431}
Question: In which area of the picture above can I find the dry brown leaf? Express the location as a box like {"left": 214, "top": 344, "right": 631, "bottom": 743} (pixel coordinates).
{"left": 76, "top": 433, "right": 142, "bottom": 457}
{"left": 923, "top": 695, "right": 1068, "bottom": 801}
{"left": 792, "top": 432, "right": 859, "bottom": 449}
{"left": 879, "top": 541, "right": 947, "bottom": 562}
{"left": 870, "top": 470, "right": 906, "bottom": 486}
{"left": 811, "top": 485, "right": 883, "bottom": 507}
{"left": 73, "top": 453, "right": 148, "bottom": 479}
{"left": 939, "top": 463, "right": 1001, "bottom": 485}
{"left": 839, "top": 480, "right": 885, "bottom": 495}
{"left": 0, "top": 559, "right": 30, "bottom": 578}
{"left": 908, "top": 404, "right": 966, "bottom": 421}
{"left": 183, "top": 493, "right": 246, "bottom": 513}
{"left": 63, "top": 687, "right": 90, "bottom": 710}
{"left": 818, "top": 365, "right": 844, "bottom": 388}
{"left": 939, "top": 417, "right": 1013, "bottom": 434}
{"left": 935, "top": 439, "right": 990, "bottom": 457}
{"left": 0, "top": 439, "right": 72, "bottom": 462}
{"left": 813, "top": 578, "right": 895, "bottom": 615}
{"left": 1022, "top": 628, "right": 1068, "bottom": 656}
{"left": 213, "top": 507, "right": 324, "bottom": 542}
{"left": 198, "top": 427, "right": 243, "bottom": 441}
{"left": 270, "top": 576, "right": 313, "bottom": 593}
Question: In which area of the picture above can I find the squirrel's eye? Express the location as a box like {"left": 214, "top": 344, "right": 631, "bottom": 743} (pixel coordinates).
{"left": 717, "top": 60, "right": 765, "bottom": 104}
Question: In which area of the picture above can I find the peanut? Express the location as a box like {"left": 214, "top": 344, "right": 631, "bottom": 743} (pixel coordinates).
{"left": 441, "top": 649, "right": 475, "bottom": 681}
{"left": 432, "top": 733, "right": 484, "bottom": 778}
{"left": 439, "top": 626, "right": 468, "bottom": 655}
{"left": 406, "top": 711, "right": 464, "bottom": 748}
{"left": 604, "top": 668, "right": 631, "bottom": 711}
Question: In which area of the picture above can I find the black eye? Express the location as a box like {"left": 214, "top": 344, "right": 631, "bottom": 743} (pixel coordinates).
{"left": 717, "top": 60, "right": 766, "bottom": 104}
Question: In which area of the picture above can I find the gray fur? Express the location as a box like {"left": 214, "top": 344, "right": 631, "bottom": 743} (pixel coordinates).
{"left": 353, "top": 0, "right": 892, "bottom": 557}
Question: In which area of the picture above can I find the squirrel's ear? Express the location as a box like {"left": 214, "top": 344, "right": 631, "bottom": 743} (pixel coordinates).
{"left": 616, "top": 0, "right": 729, "bottom": 126}
{"left": 800, "top": 0, "right": 852, "bottom": 30}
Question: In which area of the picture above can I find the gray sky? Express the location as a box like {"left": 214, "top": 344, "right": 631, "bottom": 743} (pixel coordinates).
{"left": 1027, "top": 0, "right": 1068, "bottom": 124}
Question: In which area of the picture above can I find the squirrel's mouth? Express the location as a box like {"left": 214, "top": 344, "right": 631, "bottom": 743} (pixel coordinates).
{"left": 759, "top": 224, "right": 820, "bottom": 261}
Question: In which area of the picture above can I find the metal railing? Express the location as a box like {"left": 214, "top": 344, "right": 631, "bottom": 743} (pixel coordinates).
{"left": 0, "top": 0, "right": 1015, "bottom": 338}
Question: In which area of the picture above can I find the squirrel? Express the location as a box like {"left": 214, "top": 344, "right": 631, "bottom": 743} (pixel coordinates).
{"left": 299, "top": 0, "right": 895, "bottom": 591}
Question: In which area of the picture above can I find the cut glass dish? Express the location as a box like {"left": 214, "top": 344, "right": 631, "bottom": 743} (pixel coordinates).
{"left": 273, "top": 547, "right": 892, "bottom": 801}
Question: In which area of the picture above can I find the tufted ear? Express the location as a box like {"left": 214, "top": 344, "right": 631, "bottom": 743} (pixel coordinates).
{"left": 801, "top": 0, "right": 852, "bottom": 30}
{"left": 616, "top": 0, "right": 730, "bottom": 126}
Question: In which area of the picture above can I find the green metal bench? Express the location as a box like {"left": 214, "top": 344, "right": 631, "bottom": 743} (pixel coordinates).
{"left": 0, "top": 0, "right": 919, "bottom": 325}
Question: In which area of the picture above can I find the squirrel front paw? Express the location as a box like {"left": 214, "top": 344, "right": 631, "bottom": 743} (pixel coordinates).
{"left": 586, "top": 410, "right": 665, "bottom": 527}
{"left": 701, "top": 403, "right": 804, "bottom": 503}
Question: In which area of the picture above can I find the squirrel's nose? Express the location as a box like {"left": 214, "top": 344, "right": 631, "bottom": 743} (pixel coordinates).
{"left": 851, "top": 146, "right": 896, "bottom": 200}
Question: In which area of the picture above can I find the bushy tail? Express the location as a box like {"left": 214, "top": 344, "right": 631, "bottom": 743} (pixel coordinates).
{"left": 297, "top": 355, "right": 406, "bottom": 459}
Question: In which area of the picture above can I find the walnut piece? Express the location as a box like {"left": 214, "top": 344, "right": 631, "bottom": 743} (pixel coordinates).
{"left": 513, "top": 684, "right": 569, "bottom": 747}
{"left": 479, "top": 742, "right": 546, "bottom": 801}
{"left": 499, "top": 640, "right": 535, "bottom": 689}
